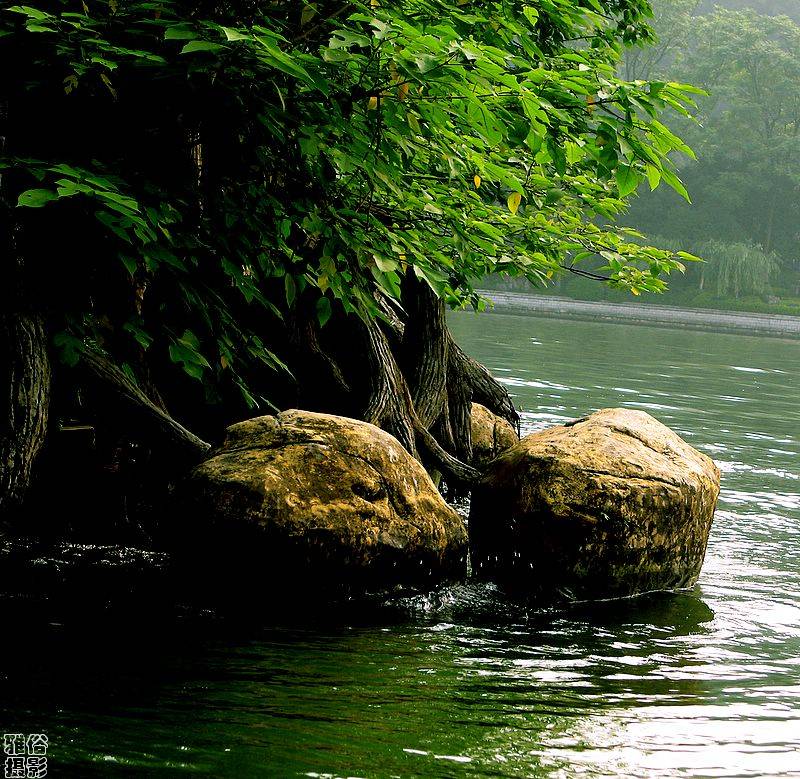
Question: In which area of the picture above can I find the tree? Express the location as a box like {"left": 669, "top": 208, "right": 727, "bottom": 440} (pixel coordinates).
{"left": 0, "top": 0, "right": 698, "bottom": 516}
{"left": 699, "top": 240, "right": 780, "bottom": 298}
{"left": 622, "top": 0, "right": 699, "bottom": 82}
{"left": 698, "top": 0, "right": 800, "bottom": 24}
{"left": 678, "top": 8, "right": 800, "bottom": 257}
{"left": 625, "top": 5, "right": 800, "bottom": 268}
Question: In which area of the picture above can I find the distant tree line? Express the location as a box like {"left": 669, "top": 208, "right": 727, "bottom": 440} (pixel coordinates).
{"left": 624, "top": 0, "right": 800, "bottom": 301}
{"left": 488, "top": 0, "right": 800, "bottom": 306}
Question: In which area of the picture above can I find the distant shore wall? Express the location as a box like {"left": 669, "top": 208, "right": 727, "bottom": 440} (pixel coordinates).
{"left": 477, "top": 291, "right": 800, "bottom": 339}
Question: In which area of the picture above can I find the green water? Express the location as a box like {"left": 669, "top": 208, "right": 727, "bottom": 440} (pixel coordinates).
{"left": 2, "top": 313, "right": 799, "bottom": 777}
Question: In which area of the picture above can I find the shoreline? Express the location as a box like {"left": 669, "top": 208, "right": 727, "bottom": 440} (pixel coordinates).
{"left": 477, "top": 290, "right": 800, "bottom": 338}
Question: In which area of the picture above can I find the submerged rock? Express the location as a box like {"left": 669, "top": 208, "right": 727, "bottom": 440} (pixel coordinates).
{"left": 470, "top": 408, "right": 720, "bottom": 599}
{"left": 470, "top": 402, "right": 519, "bottom": 468}
{"left": 175, "top": 410, "right": 467, "bottom": 595}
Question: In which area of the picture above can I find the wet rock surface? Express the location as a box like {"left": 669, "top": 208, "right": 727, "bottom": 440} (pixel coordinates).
{"left": 470, "top": 408, "right": 721, "bottom": 599}
{"left": 0, "top": 536, "right": 173, "bottom": 623}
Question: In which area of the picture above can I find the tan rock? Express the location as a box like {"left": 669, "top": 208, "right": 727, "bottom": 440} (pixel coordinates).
{"left": 470, "top": 403, "right": 519, "bottom": 468}
{"left": 177, "top": 410, "right": 467, "bottom": 593}
{"left": 470, "top": 408, "right": 721, "bottom": 599}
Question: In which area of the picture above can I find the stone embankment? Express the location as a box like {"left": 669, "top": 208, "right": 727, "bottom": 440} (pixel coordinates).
{"left": 479, "top": 290, "right": 800, "bottom": 337}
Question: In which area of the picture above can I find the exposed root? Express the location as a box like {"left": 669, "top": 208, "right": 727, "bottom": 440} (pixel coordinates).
{"left": 79, "top": 348, "right": 211, "bottom": 465}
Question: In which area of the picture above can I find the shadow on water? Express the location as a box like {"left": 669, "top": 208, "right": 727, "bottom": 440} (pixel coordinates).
{"left": 0, "top": 560, "right": 762, "bottom": 779}
{"left": 558, "top": 589, "right": 715, "bottom": 636}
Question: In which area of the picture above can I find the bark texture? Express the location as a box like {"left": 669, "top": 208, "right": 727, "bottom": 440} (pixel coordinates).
{"left": 0, "top": 313, "right": 51, "bottom": 514}
{"left": 401, "top": 275, "right": 449, "bottom": 428}
{"left": 359, "top": 314, "right": 481, "bottom": 484}
{"left": 0, "top": 98, "right": 52, "bottom": 515}
{"left": 334, "top": 279, "right": 521, "bottom": 486}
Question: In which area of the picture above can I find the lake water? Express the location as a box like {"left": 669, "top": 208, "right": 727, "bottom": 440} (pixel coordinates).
{"left": 2, "top": 312, "right": 799, "bottom": 777}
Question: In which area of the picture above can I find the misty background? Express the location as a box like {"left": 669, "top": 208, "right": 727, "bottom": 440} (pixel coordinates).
{"left": 487, "top": 0, "right": 800, "bottom": 315}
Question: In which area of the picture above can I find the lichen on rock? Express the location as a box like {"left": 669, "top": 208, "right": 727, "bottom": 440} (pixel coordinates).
{"left": 469, "top": 408, "right": 721, "bottom": 600}
{"left": 174, "top": 410, "right": 467, "bottom": 597}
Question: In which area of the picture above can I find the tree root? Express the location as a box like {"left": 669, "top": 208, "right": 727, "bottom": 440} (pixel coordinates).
{"left": 360, "top": 309, "right": 480, "bottom": 484}
{"left": 361, "top": 313, "right": 418, "bottom": 456}
{"left": 79, "top": 348, "right": 211, "bottom": 465}
{"left": 448, "top": 337, "right": 520, "bottom": 431}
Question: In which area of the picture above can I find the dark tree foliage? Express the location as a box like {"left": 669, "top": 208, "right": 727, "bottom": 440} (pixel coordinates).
{"left": 0, "top": 0, "right": 698, "bottom": 511}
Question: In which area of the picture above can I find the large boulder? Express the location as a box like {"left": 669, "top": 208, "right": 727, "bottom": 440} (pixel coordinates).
{"left": 471, "top": 403, "right": 519, "bottom": 468}
{"left": 470, "top": 408, "right": 720, "bottom": 599}
{"left": 175, "top": 410, "right": 467, "bottom": 595}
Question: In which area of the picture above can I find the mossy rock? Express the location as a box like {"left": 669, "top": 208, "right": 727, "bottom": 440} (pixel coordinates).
{"left": 470, "top": 408, "right": 720, "bottom": 600}
{"left": 175, "top": 410, "right": 467, "bottom": 596}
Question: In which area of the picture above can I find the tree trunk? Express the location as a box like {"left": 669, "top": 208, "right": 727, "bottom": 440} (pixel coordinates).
{"left": 400, "top": 275, "right": 448, "bottom": 428}
{"left": 0, "top": 97, "right": 52, "bottom": 518}
{"left": 0, "top": 313, "right": 51, "bottom": 516}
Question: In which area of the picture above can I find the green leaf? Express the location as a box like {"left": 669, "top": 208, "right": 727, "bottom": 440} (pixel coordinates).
{"left": 316, "top": 296, "right": 332, "bottom": 327}
{"left": 645, "top": 164, "right": 661, "bottom": 191}
{"left": 661, "top": 168, "right": 691, "bottom": 203}
{"left": 119, "top": 255, "right": 138, "bottom": 276}
{"left": 123, "top": 320, "right": 153, "bottom": 350}
{"left": 180, "top": 41, "right": 225, "bottom": 54}
{"left": 300, "top": 4, "right": 317, "bottom": 26}
{"left": 181, "top": 362, "right": 205, "bottom": 380}
{"left": 177, "top": 328, "right": 201, "bottom": 351}
{"left": 615, "top": 166, "right": 641, "bottom": 198}
{"left": 284, "top": 274, "right": 296, "bottom": 306}
{"left": 169, "top": 339, "right": 209, "bottom": 370}
{"left": 221, "top": 27, "right": 251, "bottom": 42}
{"left": 6, "top": 6, "right": 50, "bottom": 20}
{"left": 522, "top": 7, "right": 539, "bottom": 26}
{"left": 53, "top": 332, "right": 83, "bottom": 367}
{"left": 414, "top": 54, "right": 440, "bottom": 73}
{"left": 164, "top": 26, "right": 198, "bottom": 40}
{"left": 374, "top": 255, "right": 398, "bottom": 272}
{"left": 17, "top": 188, "right": 58, "bottom": 207}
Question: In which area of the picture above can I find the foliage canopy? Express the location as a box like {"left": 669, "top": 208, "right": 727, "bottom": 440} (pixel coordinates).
{"left": 2, "top": 0, "right": 699, "bottom": 406}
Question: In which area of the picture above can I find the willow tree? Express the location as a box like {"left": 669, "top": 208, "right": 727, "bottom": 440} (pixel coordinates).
{"left": 0, "top": 0, "right": 699, "bottom": 514}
